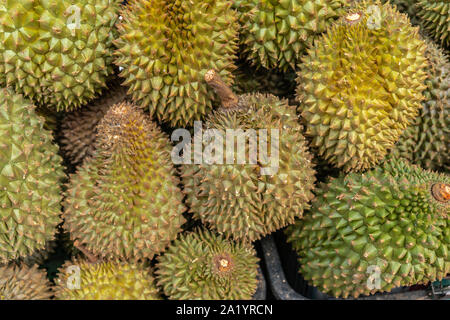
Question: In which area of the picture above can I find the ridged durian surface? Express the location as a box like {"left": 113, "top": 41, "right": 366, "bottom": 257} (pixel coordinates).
{"left": 417, "top": 0, "right": 449, "bottom": 47}
{"left": 287, "top": 159, "right": 449, "bottom": 298}
{"left": 0, "top": 0, "right": 119, "bottom": 111}
{"left": 156, "top": 229, "right": 259, "bottom": 300}
{"left": 392, "top": 40, "right": 449, "bottom": 171}
{"left": 114, "top": 0, "right": 239, "bottom": 127}
{"left": 297, "top": 0, "right": 429, "bottom": 172}
{"left": 60, "top": 81, "right": 128, "bottom": 166}
{"left": 382, "top": 0, "right": 419, "bottom": 21}
{"left": 54, "top": 259, "right": 161, "bottom": 300}
{"left": 0, "top": 264, "right": 52, "bottom": 300}
{"left": 63, "top": 102, "right": 186, "bottom": 261}
{"left": 0, "top": 88, "right": 64, "bottom": 264}
{"left": 182, "top": 93, "right": 315, "bottom": 241}
{"left": 235, "top": 0, "right": 349, "bottom": 71}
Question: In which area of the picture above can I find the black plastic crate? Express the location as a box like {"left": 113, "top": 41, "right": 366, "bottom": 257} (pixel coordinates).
{"left": 261, "top": 232, "right": 436, "bottom": 300}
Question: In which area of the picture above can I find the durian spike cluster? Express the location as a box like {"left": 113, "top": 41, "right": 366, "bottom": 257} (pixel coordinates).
{"left": 287, "top": 159, "right": 449, "bottom": 298}
{"left": 297, "top": 0, "right": 429, "bottom": 172}
{"left": 0, "top": 264, "right": 52, "bottom": 300}
{"left": 63, "top": 101, "right": 186, "bottom": 261}
{"left": 0, "top": 0, "right": 120, "bottom": 111}
{"left": 416, "top": 0, "right": 450, "bottom": 48}
{"left": 0, "top": 88, "right": 64, "bottom": 265}
{"left": 235, "top": 0, "right": 350, "bottom": 72}
{"left": 54, "top": 259, "right": 161, "bottom": 300}
{"left": 182, "top": 70, "right": 316, "bottom": 241}
{"left": 0, "top": 0, "right": 449, "bottom": 302}
{"left": 114, "top": 0, "right": 239, "bottom": 127}
{"left": 156, "top": 229, "right": 260, "bottom": 300}
{"left": 381, "top": 0, "right": 419, "bottom": 23}
{"left": 60, "top": 80, "right": 128, "bottom": 166}
{"left": 391, "top": 40, "right": 449, "bottom": 171}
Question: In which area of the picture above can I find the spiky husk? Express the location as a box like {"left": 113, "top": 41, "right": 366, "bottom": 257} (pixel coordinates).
{"left": 391, "top": 40, "right": 449, "bottom": 171}
{"left": 0, "top": 88, "right": 64, "bottom": 264}
{"left": 235, "top": 0, "right": 349, "bottom": 71}
{"left": 296, "top": 0, "right": 428, "bottom": 172}
{"left": 156, "top": 229, "right": 259, "bottom": 300}
{"left": 0, "top": 264, "right": 52, "bottom": 300}
{"left": 0, "top": 0, "right": 119, "bottom": 111}
{"left": 60, "top": 81, "right": 128, "bottom": 166}
{"left": 54, "top": 259, "right": 161, "bottom": 300}
{"left": 286, "top": 159, "right": 450, "bottom": 298}
{"left": 182, "top": 93, "right": 315, "bottom": 241}
{"left": 416, "top": 0, "right": 449, "bottom": 48}
{"left": 9, "top": 241, "right": 57, "bottom": 267}
{"left": 114, "top": 0, "right": 239, "bottom": 127}
{"left": 382, "top": 0, "right": 418, "bottom": 21}
{"left": 63, "top": 102, "right": 185, "bottom": 261}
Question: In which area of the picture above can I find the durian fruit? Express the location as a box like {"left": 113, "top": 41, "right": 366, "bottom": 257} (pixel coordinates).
{"left": 54, "top": 259, "right": 161, "bottom": 300}
{"left": 416, "top": 0, "right": 450, "bottom": 48}
{"left": 296, "top": 0, "right": 429, "bottom": 172}
{"left": 114, "top": 0, "right": 239, "bottom": 127}
{"left": 182, "top": 70, "right": 316, "bottom": 241}
{"left": 0, "top": 0, "right": 120, "bottom": 111}
{"left": 286, "top": 159, "right": 450, "bottom": 298}
{"left": 156, "top": 229, "right": 259, "bottom": 300}
{"left": 60, "top": 81, "right": 128, "bottom": 166}
{"left": 233, "top": 59, "right": 296, "bottom": 97}
{"left": 63, "top": 102, "right": 186, "bottom": 261}
{"left": 391, "top": 40, "right": 449, "bottom": 171}
{"left": 0, "top": 264, "right": 52, "bottom": 300}
{"left": 235, "top": 0, "right": 349, "bottom": 72}
{"left": 0, "top": 88, "right": 64, "bottom": 265}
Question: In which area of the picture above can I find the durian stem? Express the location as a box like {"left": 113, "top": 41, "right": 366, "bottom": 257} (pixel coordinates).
{"left": 74, "top": 240, "right": 98, "bottom": 263}
{"left": 205, "top": 70, "right": 239, "bottom": 108}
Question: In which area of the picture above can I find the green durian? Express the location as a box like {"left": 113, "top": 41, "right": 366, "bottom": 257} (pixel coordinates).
{"left": 156, "top": 229, "right": 259, "bottom": 300}
{"left": 54, "top": 259, "right": 161, "bottom": 300}
{"left": 0, "top": 0, "right": 120, "bottom": 111}
{"left": 63, "top": 102, "right": 186, "bottom": 261}
{"left": 60, "top": 80, "right": 128, "bottom": 167}
{"left": 182, "top": 70, "right": 315, "bottom": 241}
{"left": 296, "top": 0, "right": 429, "bottom": 172}
{"left": 114, "top": 0, "right": 239, "bottom": 127}
{"left": 286, "top": 159, "right": 450, "bottom": 298}
{"left": 417, "top": 0, "right": 449, "bottom": 48}
{"left": 391, "top": 40, "right": 449, "bottom": 171}
{"left": 0, "top": 264, "right": 52, "bottom": 300}
{"left": 0, "top": 88, "right": 64, "bottom": 265}
{"left": 235, "top": 0, "right": 349, "bottom": 71}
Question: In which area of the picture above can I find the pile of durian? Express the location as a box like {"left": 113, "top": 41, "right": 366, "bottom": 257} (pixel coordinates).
{"left": 0, "top": 0, "right": 448, "bottom": 300}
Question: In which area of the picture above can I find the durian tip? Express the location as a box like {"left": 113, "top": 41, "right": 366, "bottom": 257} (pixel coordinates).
{"left": 213, "top": 253, "right": 234, "bottom": 273}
